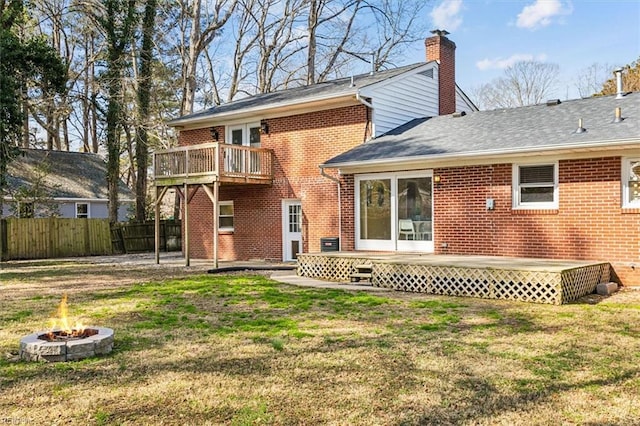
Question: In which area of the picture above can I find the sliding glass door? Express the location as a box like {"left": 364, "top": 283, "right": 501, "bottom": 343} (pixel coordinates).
{"left": 358, "top": 178, "right": 392, "bottom": 248}
{"left": 356, "top": 171, "right": 433, "bottom": 252}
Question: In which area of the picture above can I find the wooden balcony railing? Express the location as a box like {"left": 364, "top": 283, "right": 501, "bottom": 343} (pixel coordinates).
{"left": 153, "top": 142, "right": 273, "bottom": 186}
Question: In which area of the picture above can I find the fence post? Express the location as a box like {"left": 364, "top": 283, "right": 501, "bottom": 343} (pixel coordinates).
{"left": 0, "top": 219, "right": 5, "bottom": 261}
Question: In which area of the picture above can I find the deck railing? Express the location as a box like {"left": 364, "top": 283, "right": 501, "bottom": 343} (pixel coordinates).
{"left": 153, "top": 142, "right": 273, "bottom": 185}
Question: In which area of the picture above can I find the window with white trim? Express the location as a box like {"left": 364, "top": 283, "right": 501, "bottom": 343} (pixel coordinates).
{"left": 219, "top": 201, "right": 234, "bottom": 231}
{"left": 623, "top": 158, "right": 640, "bottom": 208}
{"left": 513, "top": 163, "right": 558, "bottom": 209}
{"left": 76, "top": 203, "right": 89, "bottom": 218}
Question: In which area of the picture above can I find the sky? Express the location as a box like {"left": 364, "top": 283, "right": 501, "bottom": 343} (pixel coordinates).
{"left": 402, "top": 0, "right": 640, "bottom": 101}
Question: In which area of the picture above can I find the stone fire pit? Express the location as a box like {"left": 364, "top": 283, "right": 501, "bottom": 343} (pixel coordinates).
{"left": 20, "top": 327, "right": 114, "bottom": 362}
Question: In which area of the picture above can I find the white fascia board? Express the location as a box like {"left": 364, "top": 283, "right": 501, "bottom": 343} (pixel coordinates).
{"left": 169, "top": 92, "right": 359, "bottom": 129}
{"left": 323, "top": 138, "right": 640, "bottom": 174}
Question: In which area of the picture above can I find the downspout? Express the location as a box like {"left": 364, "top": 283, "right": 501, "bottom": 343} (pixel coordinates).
{"left": 320, "top": 166, "right": 342, "bottom": 251}
{"left": 355, "top": 92, "right": 374, "bottom": 140}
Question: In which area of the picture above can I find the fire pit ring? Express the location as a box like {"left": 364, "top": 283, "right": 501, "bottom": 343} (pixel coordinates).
{"left": 20, "top": 327, "right": 114, "bottom": 362}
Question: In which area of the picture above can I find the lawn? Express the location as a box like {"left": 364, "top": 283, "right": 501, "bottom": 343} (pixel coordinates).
{"left": 1, "top": 260, "right": 639, "bottom": 425}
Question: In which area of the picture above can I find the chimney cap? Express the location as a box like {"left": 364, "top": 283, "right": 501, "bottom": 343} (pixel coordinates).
{"left": 430, "top": 29, "right": 450, "bottom": 37}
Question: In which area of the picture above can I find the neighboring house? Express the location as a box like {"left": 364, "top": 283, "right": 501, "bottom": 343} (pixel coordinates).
{"left": 322, "top": 92, "right": 640, "bottom": 286}
{"left": 3, "top": 149, "right": 134, "bottom": 222}
{"left": 159, "top": 31, "right": 476, "bottom": 263}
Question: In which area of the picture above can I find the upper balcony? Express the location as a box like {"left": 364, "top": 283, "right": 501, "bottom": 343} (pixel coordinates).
{"left": 153, "top": 142, "right": 273, "bottom": 187}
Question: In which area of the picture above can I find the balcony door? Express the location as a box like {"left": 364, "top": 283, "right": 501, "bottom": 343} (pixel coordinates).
{"left": 227, "top": 123, "right": 260, "bottom": 173}
{"left": 355, "top": 171, "right": 433, "bottom": 252}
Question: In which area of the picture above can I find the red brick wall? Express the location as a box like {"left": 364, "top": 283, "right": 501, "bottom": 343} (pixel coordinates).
{"left": 179, "top": 104, "right": 369, "bottom": 261}
{"left": 339, "top": 174, "right": 356, "bottom": 251}
{"left": 178, "top": 126, "right": 225, "bottom": 145}
{"left": 337, "top": 157, "right": 640, "bottom": 286}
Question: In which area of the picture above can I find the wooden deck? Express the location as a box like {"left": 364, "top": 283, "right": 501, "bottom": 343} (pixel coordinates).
{"left": 153, "top": 142, "right": 273, "bottom": 187}
{"left": 297, "top": 252, "right": 611, "bottom": 305}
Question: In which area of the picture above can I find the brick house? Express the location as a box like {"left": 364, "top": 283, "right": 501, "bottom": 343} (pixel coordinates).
{"left": 322, "top": 91, "right": 640, "bottom": 286}
{"left": 159, "top": 30, "right": 639, "bottom": 288}
{"left": 158, "top": 31, "right": 476, "bottom": 264}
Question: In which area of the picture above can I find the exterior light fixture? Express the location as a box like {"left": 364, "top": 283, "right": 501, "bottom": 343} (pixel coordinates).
{"left": 434, "top": 175, "right": 442, "bottom": 184}
{"left": 210, "top": 128, "right": 219, "bottom": 141}
{"left": 260, "top": 120, "right": 269, "bottom": 134}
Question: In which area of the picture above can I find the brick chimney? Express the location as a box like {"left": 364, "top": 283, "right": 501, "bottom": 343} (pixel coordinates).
{"left": 425, "top": 29, "right": 456, "bottom": 115}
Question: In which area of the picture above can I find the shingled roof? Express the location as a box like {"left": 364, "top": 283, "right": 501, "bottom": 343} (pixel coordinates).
{"left": 168, "top": 63, "right": 431, "bottom": 126}
{"left": 5, "top": 149, "right": 134, "bottom": 200}
{"left": 323, "top": 92, "right": 640, "bottom": 170}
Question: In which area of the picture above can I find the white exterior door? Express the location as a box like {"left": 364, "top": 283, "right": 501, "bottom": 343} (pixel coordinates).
{"left": 282, "top": 200, "right": 302, "bottom": 261}
{"left": 226, "top": 123, "right": 261, "bottom": 173}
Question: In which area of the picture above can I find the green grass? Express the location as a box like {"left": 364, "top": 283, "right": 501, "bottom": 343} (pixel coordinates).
{"left": 1, "top": 262, "right": 639, "bottom": 425}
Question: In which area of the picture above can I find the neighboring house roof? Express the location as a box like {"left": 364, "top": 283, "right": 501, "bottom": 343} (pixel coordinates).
{"left": 5, "top": 149, "right": 134, "bottom": 201}
{"left": 169, "top": 62, "right": 465, "bottom": 128}
{"left": 322, "top": 92, "right": 640, "bottom": 172}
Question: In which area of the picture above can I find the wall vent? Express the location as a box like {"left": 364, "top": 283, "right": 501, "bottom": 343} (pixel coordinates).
{"left": 418, "top": 68, "right": 434, "bottom": 79}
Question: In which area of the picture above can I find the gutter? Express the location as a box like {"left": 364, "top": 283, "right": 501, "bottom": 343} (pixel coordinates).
{"left": 319, "top": 166, "right": 342, "bottom": 251}
{"left": 355, "top": 92, "right": 373, "bottom": 109}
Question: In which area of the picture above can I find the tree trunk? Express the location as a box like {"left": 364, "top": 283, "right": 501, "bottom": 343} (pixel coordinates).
{"left": 306, "top": 0, "right": 317, "bottom": 85}
{"left": 135, "top": 0, "right": 156, "bottom": 221}
{"left": 102, "top": 0, "right": 137, "bottom": 223}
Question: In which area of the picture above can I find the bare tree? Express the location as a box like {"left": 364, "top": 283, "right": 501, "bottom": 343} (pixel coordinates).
{"left": 474, "top": 60, "right": 559, "bottom": 110}
{"left": 177, "top": 0, "right": 237, "bottom": 115}
{"left": 92, "top": 0, "right": 137, "bottom": 223}
{"left": 365, "top": 0, "right": 428, "bottom": 70}
{"left": 306, "top": 0, "right": 361, "bottom": 84}
{"left": 575, "top": 62, "right": 611, "bottom": 98}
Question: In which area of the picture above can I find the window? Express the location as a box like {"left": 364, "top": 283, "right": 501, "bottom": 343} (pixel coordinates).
{"left": 288, "top": 204, "right": 301, "bottom": 233}
{"left": 76, "top": 203, "right": 89, "bottom": 218}
{"left": 623, "top": 158, "right": 640, "bottom": 208}
{"left": 18, "top": 202, "right": 34, "bottom": 218}
{"left": 219, "top": 201, "right": 234, "bottom": 231}
{"left": 513, "top": 163, "right": 558, "bottom": 209}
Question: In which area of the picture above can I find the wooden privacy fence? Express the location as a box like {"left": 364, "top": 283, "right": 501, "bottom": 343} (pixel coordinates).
{"left": 110, "top": 220, "right": 181, "bottom": 254}
{"left": 0, "top": 218, "right": 112, "bottom": 260}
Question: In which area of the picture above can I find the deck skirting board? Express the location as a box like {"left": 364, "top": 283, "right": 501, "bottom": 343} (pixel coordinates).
{"left": 297, "top": 254, "right": 610, "bottom": 305}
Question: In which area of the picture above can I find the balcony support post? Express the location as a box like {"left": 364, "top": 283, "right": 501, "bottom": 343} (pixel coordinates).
{"left": 213, "top": 181, "right": 219, "bottom": 269}
{"left": 154, "top": 186, "right": 169, "bottom": 264}
{"left": 201, "top": 182, "right": 220, "bottom": 269}
{"left": 184, "top": 182, "right": 190, "bottom": 267}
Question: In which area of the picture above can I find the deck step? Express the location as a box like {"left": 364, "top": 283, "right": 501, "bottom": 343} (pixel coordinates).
{"left": 351, "top": 264, "right": 373, "bottom": 283}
